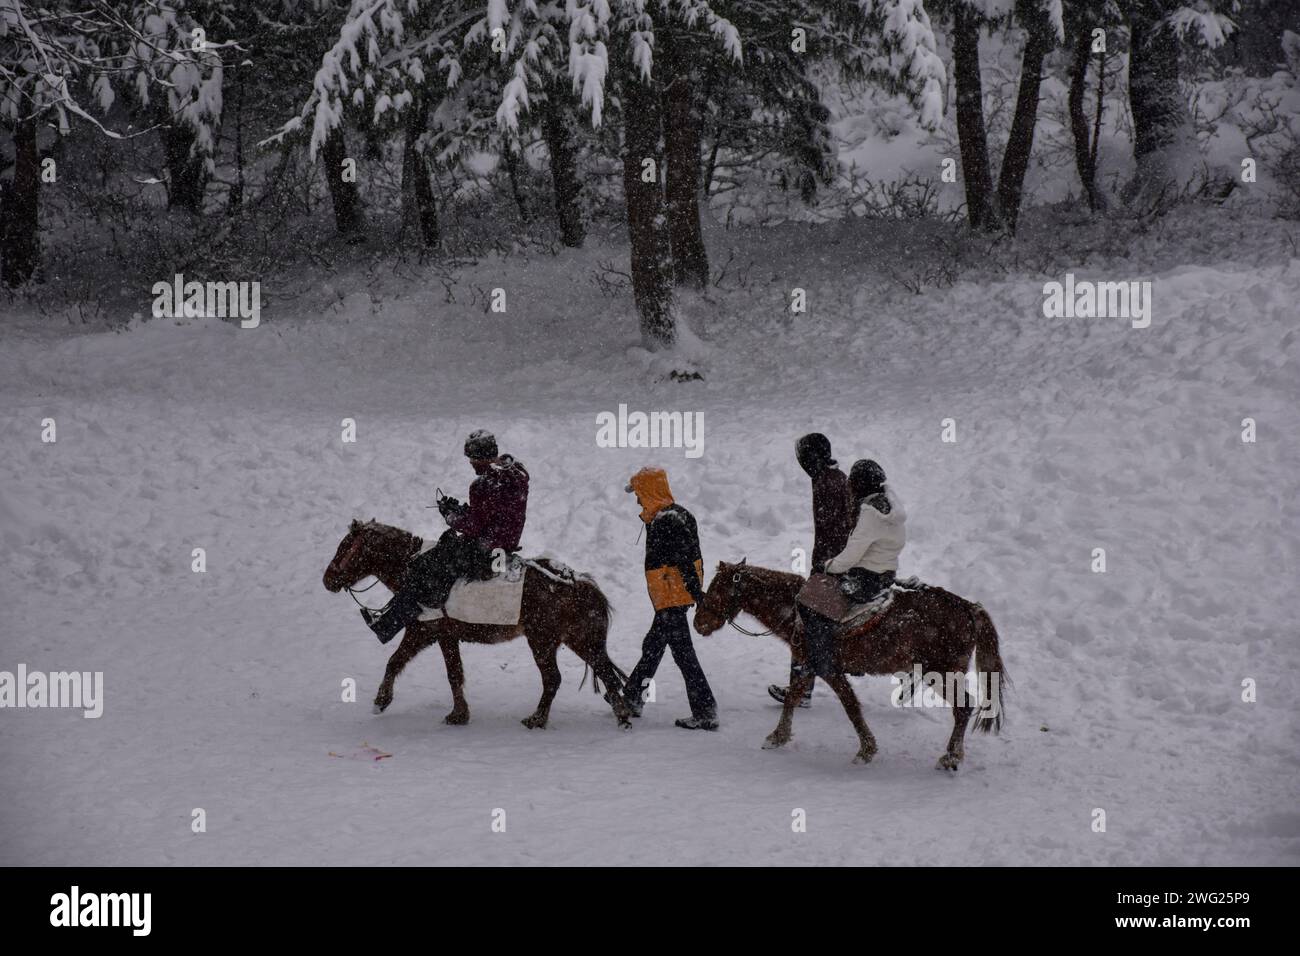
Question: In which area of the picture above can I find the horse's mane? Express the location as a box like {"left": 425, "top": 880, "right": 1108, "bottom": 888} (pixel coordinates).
{"left": 717, "top": 560, "right": 804, "bottom": 593}
{"left": 354, "top": 520, "right": 422, "bottom": 564}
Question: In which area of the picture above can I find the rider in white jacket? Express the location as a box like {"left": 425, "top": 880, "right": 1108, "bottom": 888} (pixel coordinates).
{"left": 825, "top": 481, "right": 906, "bottom": 582}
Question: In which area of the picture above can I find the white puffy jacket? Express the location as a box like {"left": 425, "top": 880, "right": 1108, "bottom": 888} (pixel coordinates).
{"left": 824, "top": 486, "right": 906, "bottom": 575}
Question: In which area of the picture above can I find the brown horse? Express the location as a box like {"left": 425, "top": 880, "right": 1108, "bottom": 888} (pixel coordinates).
{"left": 692, "top": 560, "right": 1008, "bottom": 770}
{"left": 323, "top": 520, "right": 632, "bottom": 729}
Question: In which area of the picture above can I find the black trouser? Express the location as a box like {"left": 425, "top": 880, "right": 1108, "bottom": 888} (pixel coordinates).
{"left": 797, "top": 605, "right": 838, "bottom": 681}
{"left": 797, "top": 570, "right": 895, "bottom": 680}
{"left": 787, "top": 658, "right": 815, "bottom": 695}
{"left": 625, "top": 607, "right": 716, "bottom": 719}
{"left": 368, "top": 530, "right": 492, "bottom": 643}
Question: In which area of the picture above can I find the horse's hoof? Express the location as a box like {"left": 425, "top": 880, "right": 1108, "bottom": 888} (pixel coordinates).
{"left": 372, "top": 703, "right": 387, "bottom": 715}
{"left": 852, "top": 746, "right": 877, "bottom": 765}
{"left": 936, "top": 754, "right": 961, "bottom": 772}
{"left": 444, "top": 711, "right": 469, "bottom": 726}
{"left": 618, "top": 718, "right": 633, "bottom": 731}
{"left": 521, "top": 714, "right": 547, "bottom": 729}
{"left": 762, "top": 734, "right": 790, "bottom": 750}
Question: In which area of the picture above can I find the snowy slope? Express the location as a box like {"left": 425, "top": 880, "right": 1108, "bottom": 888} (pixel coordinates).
{"left": 1, "top": 207, "right": 1298, "bottom": 866}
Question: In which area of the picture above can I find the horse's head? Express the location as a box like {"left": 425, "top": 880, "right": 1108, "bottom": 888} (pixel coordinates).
{"left": 694, "top": 559, "right": 804, "bottom": 641}
{"left": 693, "top": 558, "right": 749, "bottom": 636}
{"left": 323, "top": 519, "right": 377, "bottom": 593}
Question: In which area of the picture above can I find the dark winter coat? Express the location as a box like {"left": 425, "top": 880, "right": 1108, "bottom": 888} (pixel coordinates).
{"left": 644, "top": 504, "right": 705, "bottom": 610}
{"left": 627, "top": 468, "right": 703, "bottom": 611}
{"left": 448, "top": 455, "right": 529, "bottom": 553}
{"left": 810, "top": 465, "right": 853, "bottom": 573}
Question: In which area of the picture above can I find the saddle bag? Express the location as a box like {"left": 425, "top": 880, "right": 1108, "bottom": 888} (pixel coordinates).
{"left": 796, "top": 572, "right": 855, "bottom": 620}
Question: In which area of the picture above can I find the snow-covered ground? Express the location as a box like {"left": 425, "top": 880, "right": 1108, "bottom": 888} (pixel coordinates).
{"left": 2, "top": 206, "right": 1298, "bottom": 865}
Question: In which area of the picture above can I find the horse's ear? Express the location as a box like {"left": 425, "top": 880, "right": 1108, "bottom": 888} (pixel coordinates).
{"left": 738, "top": 557, "right": 748, "bottom": 567}
{"left": 349, "top": 519, "right": 360, "bottom": 531}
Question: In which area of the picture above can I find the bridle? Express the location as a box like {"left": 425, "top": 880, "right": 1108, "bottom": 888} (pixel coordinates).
{"left": 335, "top": 525, "right": 423, "bottom": 611}
{"left": 718, "top": 562, "right": 797, "bottom": 639}
{"left": 344, "top": 577, "right": 384, "bottom": 610}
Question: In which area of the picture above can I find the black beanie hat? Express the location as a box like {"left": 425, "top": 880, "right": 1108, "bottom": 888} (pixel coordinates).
{"left": 464, "top": 429, "right": 498, "bottom": 460}
{"left": 849, "top": 459, "right": 887, "bottom": 498}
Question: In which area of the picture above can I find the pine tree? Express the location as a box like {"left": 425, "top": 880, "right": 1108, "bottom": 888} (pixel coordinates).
{"left": 492, "top": 1, "right": 745, "bottom": 349}
{"left": 1, "top": 1, "right": 140, "bottom": 283}
{"left": 271, "top": 1, "right": 483, "bottom": 240}
{"left": 1065, "top": 0, "right": 1123, "bottom": 212}
{"left": 997, "top": 0, "right": 1062, "bottom": 229}
{"left": 1122, "top": 0, "right": 1236, "bottom": 206}
{"left": 468, "top": 1, "right": 587, "bottom": 247}
{"left": 115, "top": 2, "right": 225, "bottom": 214}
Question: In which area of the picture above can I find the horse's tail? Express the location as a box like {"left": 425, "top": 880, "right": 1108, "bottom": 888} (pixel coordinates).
{"left": 970, "top": 603, "right": 1009, "bottom": 734}
{"left": 571, "top": 574, "right": 628, "bottom": 694}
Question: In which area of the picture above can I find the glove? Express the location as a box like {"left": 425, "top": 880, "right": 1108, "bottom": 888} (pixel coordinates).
{"left": 437, "top": 495, "right": 462, "bottom": 519}
{"left": 686, "top": 576, "right": 706, "bottom": 606}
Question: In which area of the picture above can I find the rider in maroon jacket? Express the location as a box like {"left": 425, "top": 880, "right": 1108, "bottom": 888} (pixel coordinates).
{"left": 361, "top": 430, "right": 529, "bottom": 643}
{"left": 443, "top": 451, "right": 528, "bottom": 554}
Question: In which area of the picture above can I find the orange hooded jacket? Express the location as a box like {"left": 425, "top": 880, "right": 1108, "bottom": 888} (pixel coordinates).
{"left": 627, "top": 467, "right": 704, "bottom": 611}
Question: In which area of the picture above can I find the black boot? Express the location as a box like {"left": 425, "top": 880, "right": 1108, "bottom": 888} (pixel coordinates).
{"left": 768, "top": 683, "right": 813, "bottom": 707}
{"left": 675, "top": 713, "right": 719, "bottom": 731}
{"left": 361, "top": 592, "right": 426, "bottom": 645}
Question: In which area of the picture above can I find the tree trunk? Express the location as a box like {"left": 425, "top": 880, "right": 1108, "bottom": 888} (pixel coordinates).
{"left": 620, "top": 67, "right": 676, "bottom": 349}
{"left": 401, "top": 94, "right": 439, "bottom": 248}
{"left": 319, "top": 126, "right": 366, "bottom": 239}
{"left": 228, "top": 69, "right": 245, "bottom": 216}
{"left": 1125, "top": 0, "right": 1197, "bottom": 204}
{"left": 501, "top": 137, "right": 531, "bottom": 224}
{"left": 265, "top": 144, "right": 297, "bottom": 210}
{"left": 951, "top": 3, "right": 1002, "bottom": 232}
{"left": 159, "top": 111, "right": 208, "bottom": 214}
{"left": 659, "top": 29, "right": 709, "bottom": 289}
{"left": 0, "top": 116, "right": 40, "bottom": 287}
{"left": 997, "top": 2, "right": 1054, "bottom": 231}
{"left": 540, "top": 77, "right": 585, "bottom": 247}
{"left": 1068, "top": 25, "right": 1104, "bottom": 211}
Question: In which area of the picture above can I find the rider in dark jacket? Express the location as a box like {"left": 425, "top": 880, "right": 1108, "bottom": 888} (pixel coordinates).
{"left": 361, "top": 430, "right": 529, "bottom": 643}
{"left": 769, "top": 433, "right": 853, "bottom": 706}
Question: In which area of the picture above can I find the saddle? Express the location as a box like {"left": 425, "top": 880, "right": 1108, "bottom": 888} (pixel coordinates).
{"left": 836, "top": 575, "right": 925, "bottom": 637}
{"left": 417, "top": 552, "right": 528, "bottom": 626}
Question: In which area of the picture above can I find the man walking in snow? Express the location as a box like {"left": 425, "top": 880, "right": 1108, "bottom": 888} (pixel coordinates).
{"left": 768, "top": 433, "right": 854, "bottom": 707}
{"left": 360, "top": 429, "right": 529, "bottom": 643}
{"left": 621, "top": 467, "right": 718, "bottom": 731}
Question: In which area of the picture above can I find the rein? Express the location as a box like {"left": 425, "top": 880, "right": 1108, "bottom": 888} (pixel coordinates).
{"left": 339, "top": 528, "right": 423, "bottom": 612}
{"left": 344, "top": 577, "right": 385, "bottom": 610}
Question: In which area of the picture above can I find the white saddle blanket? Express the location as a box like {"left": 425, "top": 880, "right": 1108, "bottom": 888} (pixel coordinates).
{"left": 416, "top": 551, "right": 526, "bottom": 626}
